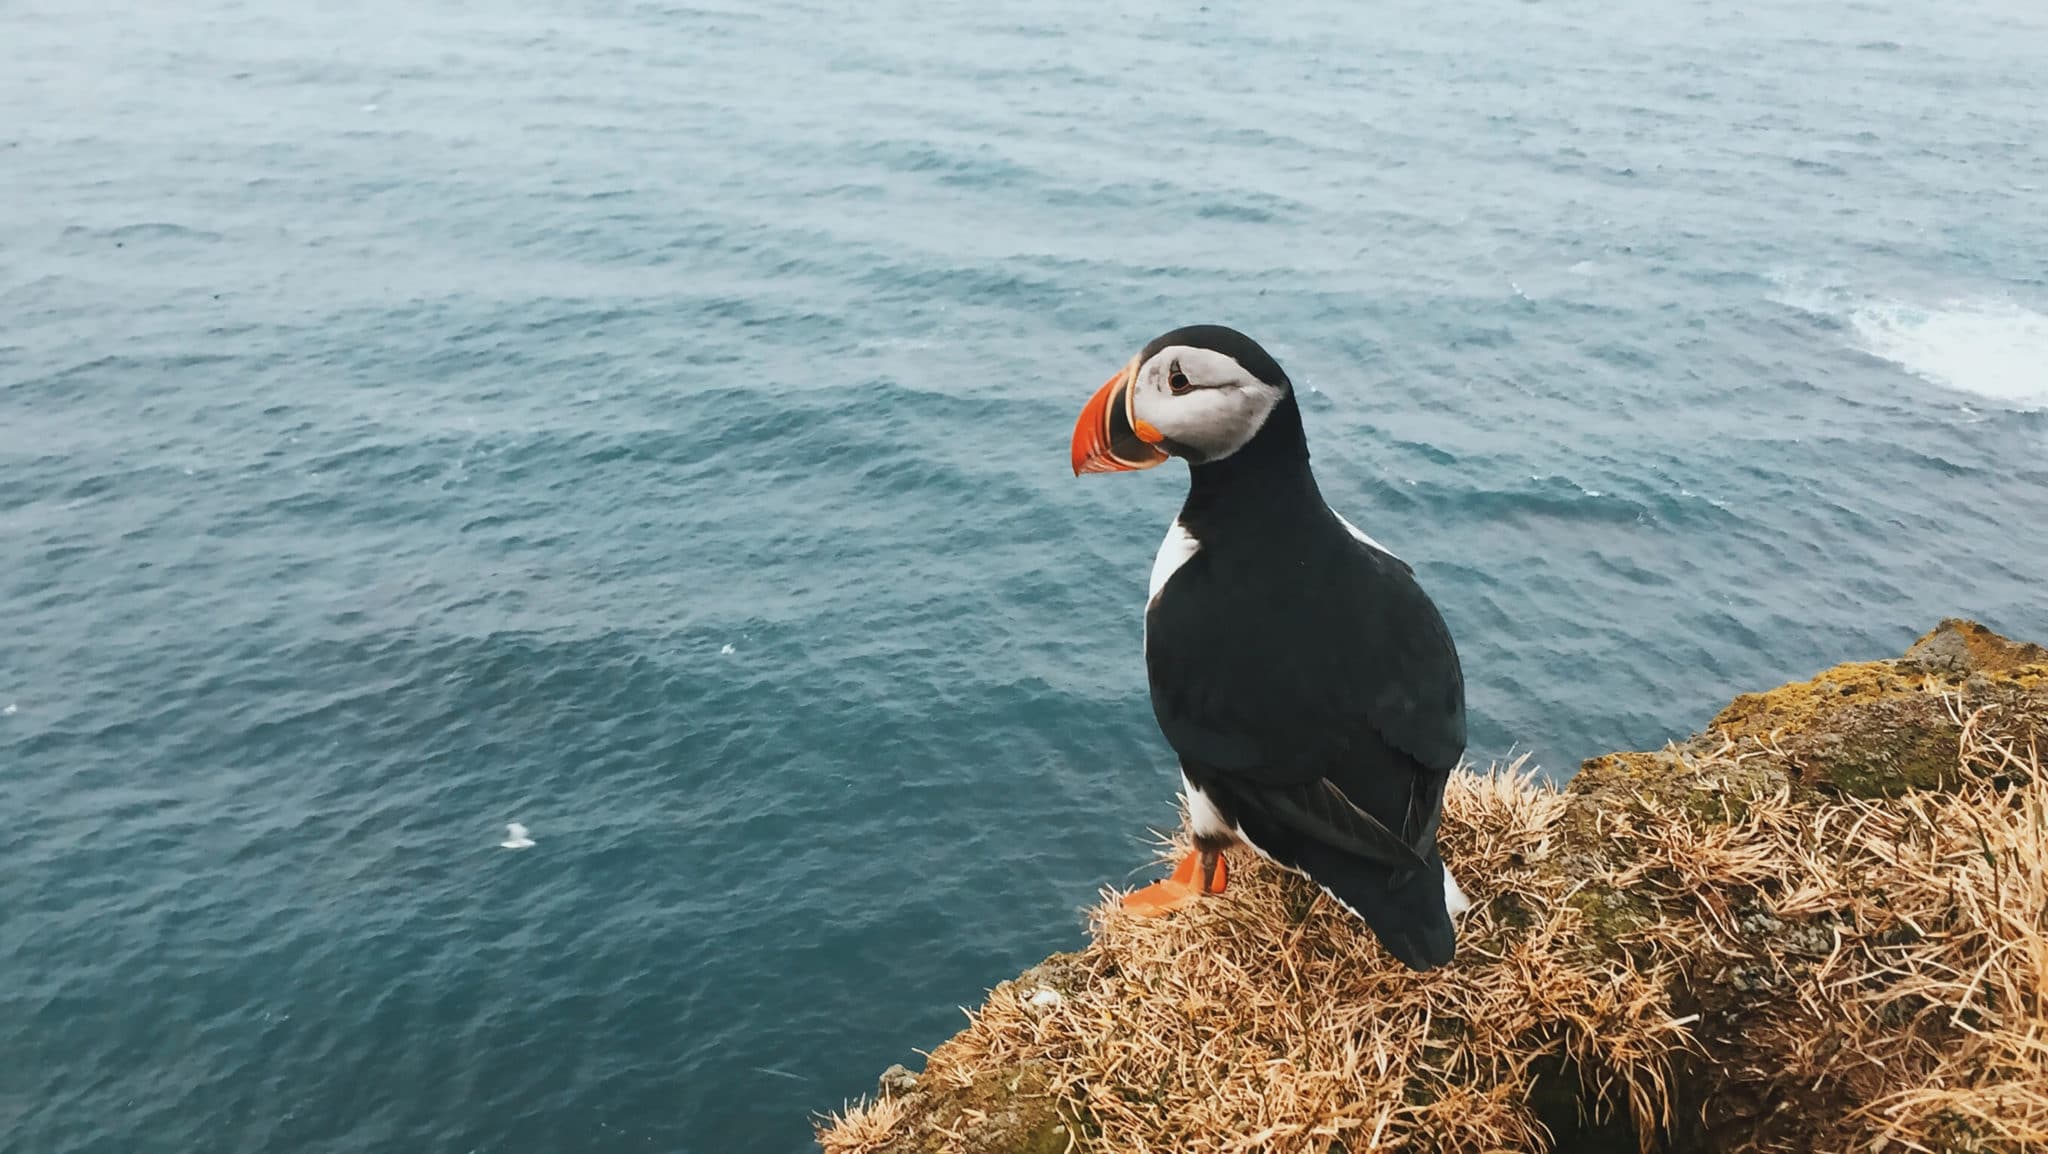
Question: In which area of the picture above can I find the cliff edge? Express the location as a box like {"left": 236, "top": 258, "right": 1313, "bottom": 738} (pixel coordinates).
{"left": 819, "top": 620, "right": 2047, "bottom": 1154}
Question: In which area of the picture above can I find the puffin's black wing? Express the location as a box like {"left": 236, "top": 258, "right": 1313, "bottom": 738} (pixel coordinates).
{"left": 1144, "top": 516, "right": 1465, "bottom": 861}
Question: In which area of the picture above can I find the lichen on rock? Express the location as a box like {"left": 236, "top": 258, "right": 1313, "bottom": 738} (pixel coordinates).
{"left": 819, "top": 621, "right": 2048, "bottom": 1154}
{"left": 1704, "top": 618, "right": 2045, "bottom": 800}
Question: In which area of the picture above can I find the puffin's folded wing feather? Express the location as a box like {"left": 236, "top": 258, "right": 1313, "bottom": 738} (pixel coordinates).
{"left": 1238, "top": 778, "right": 1432, "bottom": 869}
{"left": 1145, "top": 524, "right": 1466, "bottom": 783}
{"left": 1305, "top": 539, "right": 1466, "bottom": 773}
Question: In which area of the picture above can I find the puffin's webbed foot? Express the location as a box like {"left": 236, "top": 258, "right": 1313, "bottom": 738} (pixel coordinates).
{"left": 1121, "top": 848, "right": 1229, "bottom": 917}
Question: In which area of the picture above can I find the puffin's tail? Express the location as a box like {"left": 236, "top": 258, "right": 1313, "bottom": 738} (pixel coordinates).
{"left": 1292, "top": 840, "right": 1457, "bottom": 971}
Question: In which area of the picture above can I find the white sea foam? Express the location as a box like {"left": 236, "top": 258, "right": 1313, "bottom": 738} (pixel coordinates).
{"left": 1771, "top": 275, "right": 2048, "bottom": 409}
{"left": 1846, "top": 298, "right": 2048, "bottom": 410}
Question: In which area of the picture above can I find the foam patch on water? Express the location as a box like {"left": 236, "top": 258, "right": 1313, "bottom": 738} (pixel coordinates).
{"left": 1773, "top": 277, "right": 2048, "bottom": 409}
{"left": 1850, "top": 298, "right": 2048, "bottom": 409}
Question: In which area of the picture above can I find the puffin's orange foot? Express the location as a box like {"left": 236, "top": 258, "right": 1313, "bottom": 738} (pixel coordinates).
{"left": 1120, "top": 876, "right": 1200, "bottom": 916}
{"left": 1121, "top": 850, "right": 1229, "bottom": 917}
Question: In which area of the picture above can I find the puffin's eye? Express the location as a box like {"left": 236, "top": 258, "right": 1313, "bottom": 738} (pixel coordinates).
{"left": 1168, "top": 361, "right": 1192, "bottom": 395}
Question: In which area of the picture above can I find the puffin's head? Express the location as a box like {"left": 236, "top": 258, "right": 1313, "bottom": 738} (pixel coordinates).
{"left": 1070, "top": 324, "right": 1293, "bottom": 475}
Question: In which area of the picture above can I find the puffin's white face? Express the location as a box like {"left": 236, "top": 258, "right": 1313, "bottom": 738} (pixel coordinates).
{"left": 1070, "top": 325, "right": 1294, "bottom": 475}
{"left": 1126, "top": 345, "right": 1286, "bottom": 464}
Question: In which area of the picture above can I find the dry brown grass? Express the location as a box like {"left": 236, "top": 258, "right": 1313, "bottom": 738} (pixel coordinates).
{"left": 818, "top": 1094, "right": 910, "bottom": 1154}
{"left": 1806, "top": 706, "right": 2048, "bottom": 1152}
{"left": 819, "top": 689, "right": 2047, "bottom": 1154}
{"left": 929, "top": 757, "right": 1692, "bottom": 1154}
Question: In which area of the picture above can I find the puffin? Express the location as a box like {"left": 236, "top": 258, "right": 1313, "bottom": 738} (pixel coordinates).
{"left": 1070, "top": 324, "right": 1470, "bottom": 971}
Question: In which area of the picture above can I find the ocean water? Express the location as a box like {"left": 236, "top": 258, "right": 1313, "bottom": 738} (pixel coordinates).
{"left": 4, "top": 0, "right": 2046, "bottom": 1150}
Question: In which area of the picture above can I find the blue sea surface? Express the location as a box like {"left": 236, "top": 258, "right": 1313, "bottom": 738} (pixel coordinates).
{"left": 4, "top": 1, "right": 2046, "bottom": 1150}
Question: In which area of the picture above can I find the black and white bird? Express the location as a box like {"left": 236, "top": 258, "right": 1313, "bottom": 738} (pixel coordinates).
{"left": 1071, "top": 324, "right": 1469, "bottom": 971}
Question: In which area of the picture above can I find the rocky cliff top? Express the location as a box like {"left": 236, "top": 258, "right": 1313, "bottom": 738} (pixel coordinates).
{"left": 819, "top": 620, "right": 2048, "bottom": 1154}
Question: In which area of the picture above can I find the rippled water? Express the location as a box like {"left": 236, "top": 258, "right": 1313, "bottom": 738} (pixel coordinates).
{"left": 5, "top": 1, "right": 2046, "bottom": 1151}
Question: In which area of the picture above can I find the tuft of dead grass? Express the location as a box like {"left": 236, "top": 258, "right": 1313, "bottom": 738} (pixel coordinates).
{"left": 1822, "top": 709, "right": 2048, "bottom": 1153}
{"left": 819, "top": 1095, "right": 911, "bottom": 1154}
{"left": 820, "top": 628, "right": 2048, "bottom": 1154}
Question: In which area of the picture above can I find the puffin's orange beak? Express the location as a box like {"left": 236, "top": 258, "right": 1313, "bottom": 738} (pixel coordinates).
{"left": 1071, "top": 356, "right": 1168, "bottom": 476}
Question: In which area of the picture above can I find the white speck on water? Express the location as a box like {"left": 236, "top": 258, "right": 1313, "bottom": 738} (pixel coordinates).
{"left": 362, "top": 103, "right": 379, "bottom": 113}
{"left": 500, "top": 822, "right": 534, "bottom": 849}
{"left": 719, "top": 643, "right": 735, "bottom": 656}
{"left": 2, "top": 703, "right": 15, "bottom": 716}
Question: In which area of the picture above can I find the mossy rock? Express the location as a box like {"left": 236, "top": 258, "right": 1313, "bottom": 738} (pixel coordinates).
{"left": 1699, "top": 620, "right": 2045, "bottom": 799}
{"left": 846, "top": 957, "right": 1092, "bottom": 1154}
{"left": 1568, "top": 747, "right": 1780, "bottom": 828}
{"left": 862, "top": 1059, "right": 1080, "bottom": 1154}
{"left": 1901, "top": 617, "right": 2048, "bottom": 676}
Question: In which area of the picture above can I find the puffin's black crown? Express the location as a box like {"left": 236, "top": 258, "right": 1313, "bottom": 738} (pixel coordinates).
{"left": 1140, "top": 325, "right": 1291, "bottom": 391}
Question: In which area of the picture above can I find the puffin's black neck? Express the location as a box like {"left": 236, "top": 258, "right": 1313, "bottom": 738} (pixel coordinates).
{"left": 1182, "top": 389, "right": 1319, "bottom": 517}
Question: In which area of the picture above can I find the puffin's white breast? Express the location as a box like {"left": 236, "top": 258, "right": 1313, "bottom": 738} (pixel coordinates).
{"left": 1148, "top": 519, "right": 1201, "bottom": 604}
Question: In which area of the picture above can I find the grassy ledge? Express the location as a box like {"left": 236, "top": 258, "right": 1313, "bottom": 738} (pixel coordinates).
{"left": 819, "top": 620, "right": 2048, "bottom": 1154}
